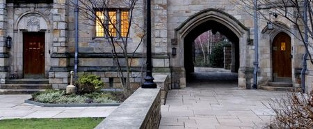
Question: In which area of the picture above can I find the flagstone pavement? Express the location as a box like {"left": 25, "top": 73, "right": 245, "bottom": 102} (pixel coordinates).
{"left": 159, "top": 81, "right": 288, "bottom": 129}
{"left": 0, "top": 95, "right": 117, "bottom": 120}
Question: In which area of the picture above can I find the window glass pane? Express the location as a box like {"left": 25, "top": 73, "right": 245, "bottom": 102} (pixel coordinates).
{"left": 108, "top": 11, "right": 117, "bottom": 37}
{"left": 96, "top": 11, "right": 104, "bottom": 37}
{"left": 281, "top": 42, "right": 286, "bottom": 51}
{"left": 121, "top": 11, "right": 129, "bottom": 37}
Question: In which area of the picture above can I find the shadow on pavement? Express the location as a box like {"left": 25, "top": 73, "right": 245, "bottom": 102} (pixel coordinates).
{"left": 187, "top": 67, "right": 238, "bottom": 87}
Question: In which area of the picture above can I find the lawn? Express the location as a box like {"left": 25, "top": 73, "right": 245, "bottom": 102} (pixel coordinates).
{"left": 0, "top": 118, "right": 103, "bottom": 129}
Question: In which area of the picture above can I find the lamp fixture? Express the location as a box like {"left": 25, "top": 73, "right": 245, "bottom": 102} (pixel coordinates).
{"left": 6, "top": 36, "right": 12, "bottom": 49}
{"left": 267, "top": 22, "right": 274, "bottom": 30}
{"left": 172, "top": 47, "right": 177, "bottom": 56}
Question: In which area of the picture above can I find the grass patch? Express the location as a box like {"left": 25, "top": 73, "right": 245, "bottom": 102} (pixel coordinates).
{"left": 0, "top": 118, "right": 103, "bottom": 129}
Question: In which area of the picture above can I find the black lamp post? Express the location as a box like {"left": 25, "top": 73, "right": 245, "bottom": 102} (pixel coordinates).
{"left": 142, "top": 0, "right": 156, "bottom": 88}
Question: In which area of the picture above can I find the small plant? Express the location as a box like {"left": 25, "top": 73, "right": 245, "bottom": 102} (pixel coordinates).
{"left": 76, "top": 73, "right": 104, "bottom": 94}
{"left": 268, "top": 91, "right": 313, "bottom": 128}
{"left": 34, "top": 90, "right": 65, "bottom": 103}
{"left": 31, "top": 90, "right": 120, "bottom": 104}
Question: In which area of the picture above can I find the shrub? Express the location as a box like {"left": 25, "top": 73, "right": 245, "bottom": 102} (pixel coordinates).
{"left": 55, "top": 96, "right": 88, "bottom": 104}
{"left": 76, "top": 74, "right": 104, "bottom": 94}
{"left": 32, "top": 90, "right": 120, "bottom": 104}
{"left": 269, "top": 91, "right": 313, "bottom": 128}
{"left": 34, "top": 90, "right": 64, "bottom": 103}
{"left": 209, "top": 41, "right": 228, "bottom": 68}
{"left": 93, "top": 97, "right": 117, "bottom": 103}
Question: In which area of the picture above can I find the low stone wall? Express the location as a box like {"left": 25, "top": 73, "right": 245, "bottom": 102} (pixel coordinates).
{"left": 154, "top": 74, "right": 170, "bottom": 105}
{"left": 95, "top": 87, "right": 161, "bottom": 129}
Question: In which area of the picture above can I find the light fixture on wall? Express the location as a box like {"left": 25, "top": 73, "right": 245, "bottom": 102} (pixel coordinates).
{"left": 172, "top": 47, "right": 177, "bottom": 56}
{"left": 267, "top": 22, "right": 274, "bottom": 30}
{"left": 6, "top": 36, "right": 12, "bottom": 49}
{"left": 267, "top": 12, "right": 278, "bottom": 30}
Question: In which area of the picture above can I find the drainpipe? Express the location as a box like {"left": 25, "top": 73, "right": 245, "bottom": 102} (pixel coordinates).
{"left": 301, "top": 0, "right": 308, "bottom": 93}
{"left": 74, "top": 0, "right": 79, "bottom": 80}
{"left": 253, "top": 0, "right": 259, "bottom": 89}
{"left": 74, "top": 0, "right": 78, "bottom": 80}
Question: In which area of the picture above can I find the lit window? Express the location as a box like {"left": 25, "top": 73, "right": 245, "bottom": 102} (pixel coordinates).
{"left": 121, "top": 11, "right": 129, "bottom": 37}
{"left": 108, "top": 11, "right": 117, "bottom": 37}
{"left": 96, "top": 11, "right": 105, "bottom": 37}
{"left": 95, "top": 10, "right": 129, "bottom": 38}
{"left": 281, "top": 42, "right": 286, "bottom": 51}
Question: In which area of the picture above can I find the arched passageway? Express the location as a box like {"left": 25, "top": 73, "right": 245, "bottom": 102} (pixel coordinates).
{"left": 172, "top": 9, "right": 250, "bottom": 88}
{"left": 184, "top": 20, "right": 240, "bottom": 82}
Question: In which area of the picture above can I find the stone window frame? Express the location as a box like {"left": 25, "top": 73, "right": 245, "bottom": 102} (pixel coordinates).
{"left": 95, "top": 8, "right": 130, "bottom": 39}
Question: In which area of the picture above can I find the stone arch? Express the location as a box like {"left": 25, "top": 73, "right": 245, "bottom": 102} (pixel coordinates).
{"left": 172, "top": 9, "right": 250, "bottom": 88}
{"left": 175, "top": 9, "right": 249, "bottom": 40}
{"left": 262, "top": 21, "right": 291, "bottom": 40}
{"left": 15, "top": 11, "right": 50, "bottom": 31}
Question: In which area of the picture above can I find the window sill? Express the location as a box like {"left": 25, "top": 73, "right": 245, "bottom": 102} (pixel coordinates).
{"left": 92, "top": 37, "right": 130, "bottom": 42}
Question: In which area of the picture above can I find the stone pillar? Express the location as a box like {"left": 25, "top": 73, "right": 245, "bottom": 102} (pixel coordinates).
{"left": 0, "top": 0, "right": 8, "bottom": 83}
{"left": 49, "top": 1, "right": 69, "bottom": 89}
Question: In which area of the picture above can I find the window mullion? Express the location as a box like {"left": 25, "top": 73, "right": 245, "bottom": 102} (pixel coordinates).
{"left": 117, "top": 10, "right": 121, "bottom": 39}
{"left": 105, "top": 10, "right": 109, "bottom": 38}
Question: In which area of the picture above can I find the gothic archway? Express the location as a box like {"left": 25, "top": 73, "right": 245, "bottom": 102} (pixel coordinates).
{"left": 172, "top": 9, "right": 250, "bottom": 88}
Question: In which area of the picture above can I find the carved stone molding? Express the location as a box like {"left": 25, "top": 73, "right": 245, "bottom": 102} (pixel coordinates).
{"left": 27, "top": 16, "right": 40, "bottom": 32}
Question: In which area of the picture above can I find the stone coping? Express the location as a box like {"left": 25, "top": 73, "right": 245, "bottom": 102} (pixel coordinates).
{"left": 95, "top": 87, "right": 161, "bottom": 129}
{"left": 24, "top": 99, "right": 120, "bottom": 107}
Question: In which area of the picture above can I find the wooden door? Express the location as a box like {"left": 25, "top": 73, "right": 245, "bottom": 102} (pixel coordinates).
{"left": 23, "top": 32, "right": 45, "bottom": 78}
{"left": 272, "top": 32, "right": 291, "bottom": 81}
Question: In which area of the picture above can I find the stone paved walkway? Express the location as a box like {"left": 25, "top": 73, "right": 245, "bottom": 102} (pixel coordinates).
{"left": 0, "top": 95, "right": 117, "bottom": 120}
{"left": 159, "top": 82, "right": 287, "bottom": 129}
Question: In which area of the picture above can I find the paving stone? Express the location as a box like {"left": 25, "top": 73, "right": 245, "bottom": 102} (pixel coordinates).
{"left": 0, "top": 95, "right": 118, "bottom": 119}
{"left": 24, "top": 110, "right": 62, "bottom": 118}
{"left": 159, "top": 125, "right": 185, "bottom": 129}
{"left": 160, "top": 76, "right": 287, "bottom": 128}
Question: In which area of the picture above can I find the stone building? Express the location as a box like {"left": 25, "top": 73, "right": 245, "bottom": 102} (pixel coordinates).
{"left": 0, "top": 0, "right": 311, "bottom": 92}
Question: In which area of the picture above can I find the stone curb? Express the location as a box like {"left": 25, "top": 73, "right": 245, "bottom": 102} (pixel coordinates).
{"left": 24, "top": 99, "right": 120, "bottom": 107}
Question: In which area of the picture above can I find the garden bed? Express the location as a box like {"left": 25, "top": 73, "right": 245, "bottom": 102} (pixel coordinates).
{"left": 26, "top": 90, "right": 125, "bottom": 107}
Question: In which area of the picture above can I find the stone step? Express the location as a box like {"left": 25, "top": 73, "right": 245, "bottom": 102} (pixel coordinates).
{"left": 0, "top": 89, "right": 46, "bottom": 94}
{"left": 260, "top": 86, "right": 300, "bottom": 92}
{"left": 0, "top": 84, "right": 51, "bottom": 89}
{"left": 268, "top": 82, "right": 293, "bottom": 87}
{"left": 5, "top": 79, "right": 49, "bottom": 84}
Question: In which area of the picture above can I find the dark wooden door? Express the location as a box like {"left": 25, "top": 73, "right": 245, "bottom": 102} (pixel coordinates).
{"left": 272, "top": 32, "right": 291, "bottom": 81}
{"left": 23, "top": 32, "right": 45, "bottom": 78}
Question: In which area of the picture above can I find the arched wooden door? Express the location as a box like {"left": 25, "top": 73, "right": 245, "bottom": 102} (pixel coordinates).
{"left": 23, "top": 32, "right": 45, "bottom": 78}
{"left": 272, "top": 32, "right": 291, "bottom": 81}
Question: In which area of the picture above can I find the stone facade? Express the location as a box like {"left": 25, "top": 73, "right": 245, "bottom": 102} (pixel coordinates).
{"left": 0, "top": 0, "right": 310, "bottom": 92}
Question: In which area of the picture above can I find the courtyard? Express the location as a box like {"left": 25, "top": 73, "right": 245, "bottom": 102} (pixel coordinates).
{"left": 160, "top": 71, "right": 287, "bottom": 129}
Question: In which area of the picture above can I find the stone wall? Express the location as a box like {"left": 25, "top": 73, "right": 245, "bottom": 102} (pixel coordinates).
{"left": 154, "top": 74, "right": 170, "bottom": 105}
{"left": 0, "top": 0, "right": 8, "bottom": 83}
{"left": 95, "top": 87, "right": 161, "bottom": 129}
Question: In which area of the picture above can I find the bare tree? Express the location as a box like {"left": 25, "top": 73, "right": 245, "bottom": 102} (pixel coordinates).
{"left": 72, "top": 0, "right": 144, "bottom": 97}
{"left": 269, "top": 92, "right": 313, "bottom": 128}
{"left": 194, "top": 31, "right": 209, "bottom": 65}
